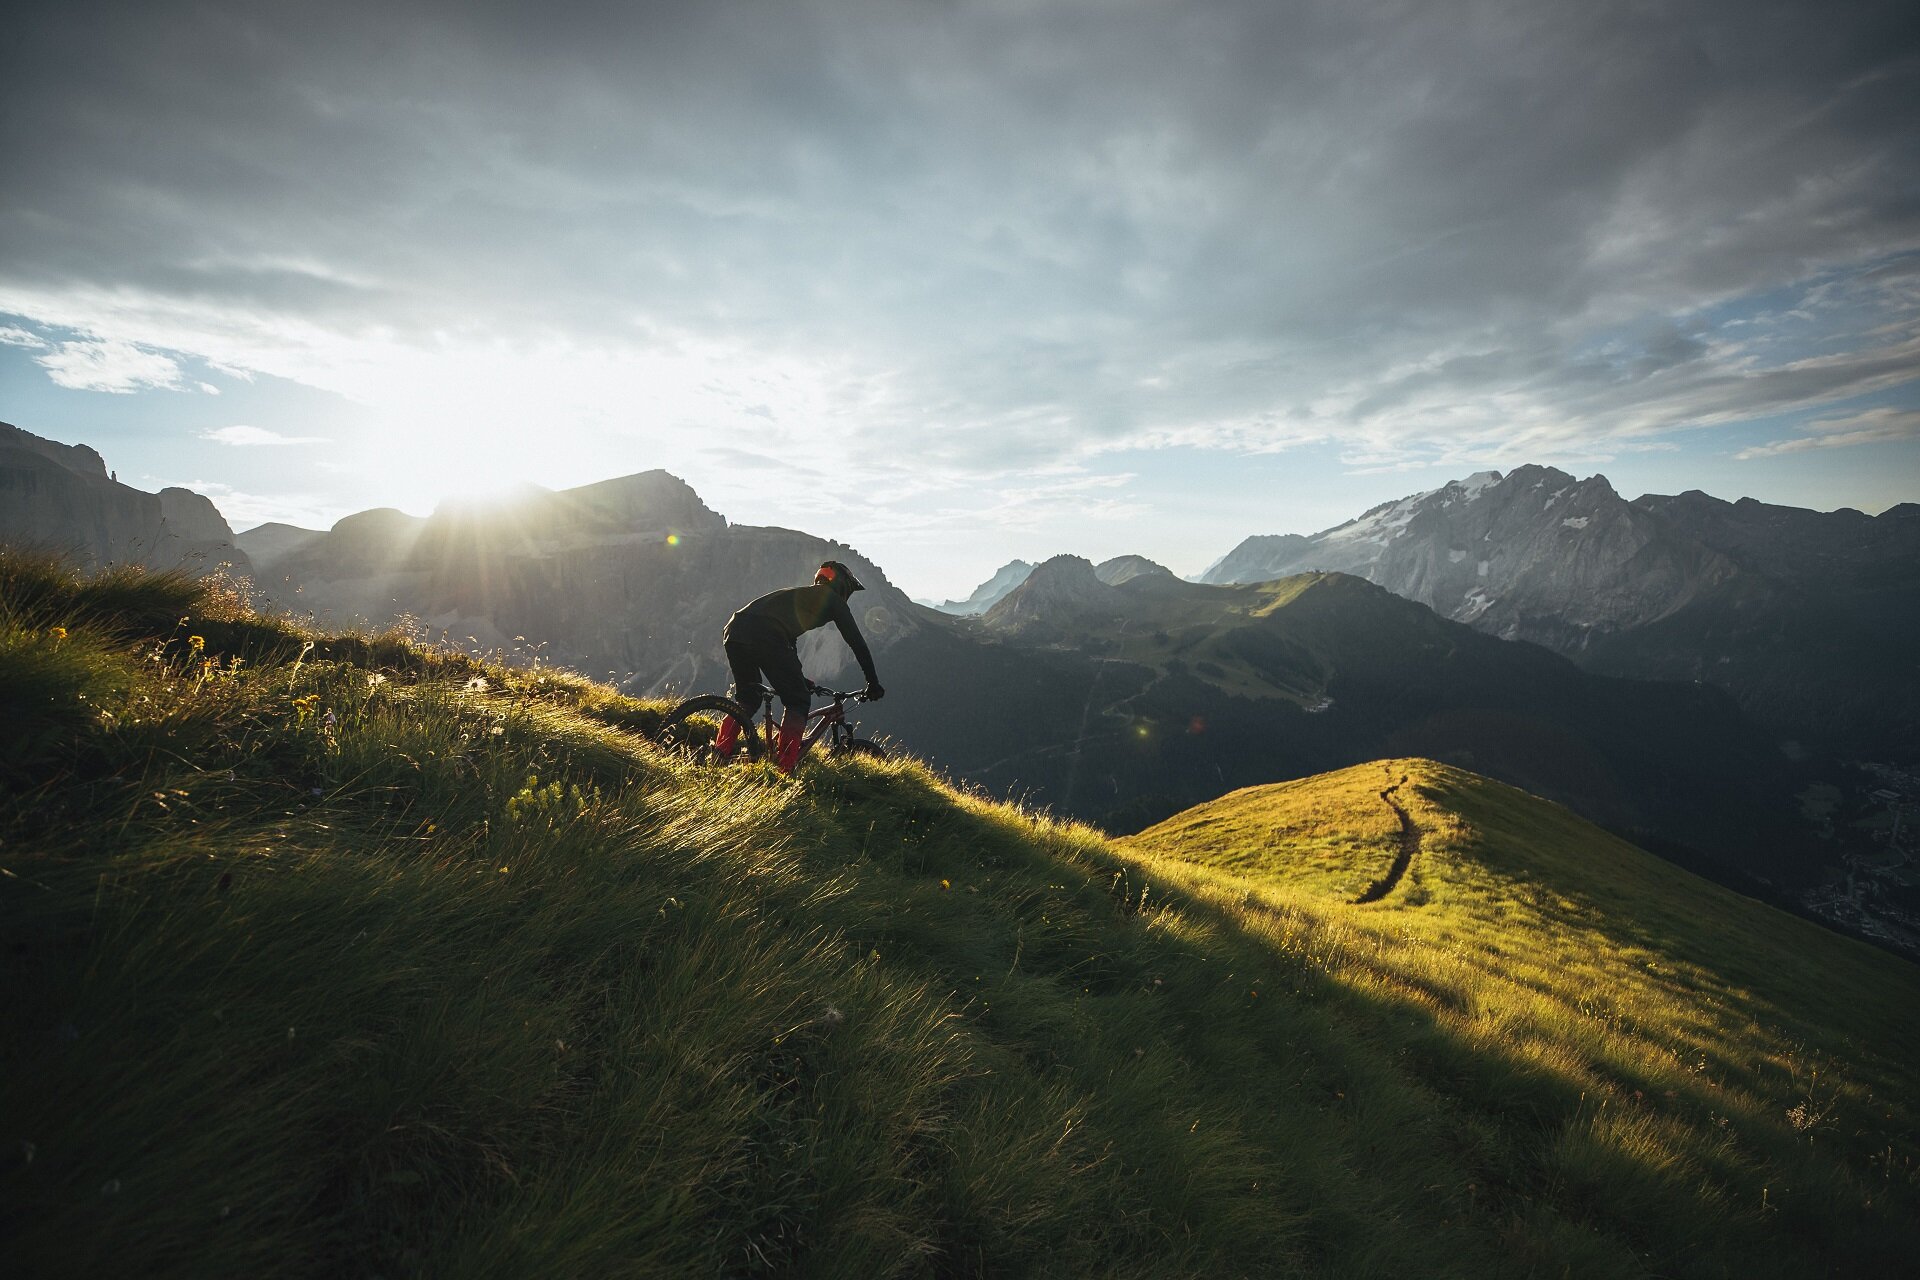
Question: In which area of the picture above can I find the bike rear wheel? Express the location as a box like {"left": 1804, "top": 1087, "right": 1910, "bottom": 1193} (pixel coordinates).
{"left": 656, "top": 694, "right": 765, "bottom": 763}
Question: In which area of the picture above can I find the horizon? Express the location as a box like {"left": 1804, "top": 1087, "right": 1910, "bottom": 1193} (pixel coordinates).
{"left": 4, "top": 1, "right": 1917, "bottom": 600}
{"left": 11, "top": 415, "right": 1912, "bottom": 602}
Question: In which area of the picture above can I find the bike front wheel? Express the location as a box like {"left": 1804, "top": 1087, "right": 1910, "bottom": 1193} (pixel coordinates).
{"left": 831, "top": 736, "right": 888, "bottom": 761}
{"left": 656, "top": 694, "right": 764, "bottom": 764}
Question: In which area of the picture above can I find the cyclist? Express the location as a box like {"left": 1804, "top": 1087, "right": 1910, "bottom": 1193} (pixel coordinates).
{"left": 716, "top": 560, "right": 885, "bottom": 772}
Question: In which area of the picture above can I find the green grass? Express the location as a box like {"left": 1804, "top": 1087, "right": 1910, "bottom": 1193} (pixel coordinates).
{"left": 4, "top": 553, "right": 1917, "bottom": 1277}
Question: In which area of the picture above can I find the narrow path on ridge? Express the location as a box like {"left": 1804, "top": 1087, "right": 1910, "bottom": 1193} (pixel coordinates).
{"left": 1353, "top": 772, "right": 1420, "bottom": 904}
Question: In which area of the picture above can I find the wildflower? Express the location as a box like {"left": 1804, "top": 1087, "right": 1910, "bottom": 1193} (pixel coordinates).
{"left": 498, "top": 866, "right": 510, "bottom": 874}
{"left": 940, "top": 878, "right": 951, "bottom": 890}
{"left": 49, "top": 626, "right": 67, "bottom": 643}
{"left": 465, "top": 676, "right": 488, "bottom": 693}
{"left": 489, "top": 725, "right": 504, "bottom": 737}
{"left": 189, "top": 635, "right": 205, "bottom": 651}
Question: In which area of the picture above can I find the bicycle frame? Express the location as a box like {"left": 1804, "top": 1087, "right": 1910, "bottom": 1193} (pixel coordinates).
{"left": 746, "top": 686, "right": 863, "bottom": 763}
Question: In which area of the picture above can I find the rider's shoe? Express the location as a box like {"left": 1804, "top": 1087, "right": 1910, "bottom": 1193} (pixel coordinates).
{"left": 714, "top": 715, "right": 740, "bottom": 760}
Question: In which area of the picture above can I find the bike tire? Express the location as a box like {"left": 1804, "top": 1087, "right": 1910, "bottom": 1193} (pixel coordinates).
{"left": 833, "top": 736, "right": 888, "bottom": 761}
{"left": 656, "top": 694, "right": 764, "bottom": 763}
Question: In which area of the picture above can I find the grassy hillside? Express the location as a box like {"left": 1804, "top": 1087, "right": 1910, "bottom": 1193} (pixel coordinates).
{"left": 4, "top": 554, "right": 1917, "bottom": 1277}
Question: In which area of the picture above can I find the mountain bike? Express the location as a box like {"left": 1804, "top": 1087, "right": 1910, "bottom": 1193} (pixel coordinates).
{"left": 655, "top": 682, "right": 886, "bottom": 765}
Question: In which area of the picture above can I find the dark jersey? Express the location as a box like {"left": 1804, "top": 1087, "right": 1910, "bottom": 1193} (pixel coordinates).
{"left": 725, "top": 584, "right": 878, "bottom": 684}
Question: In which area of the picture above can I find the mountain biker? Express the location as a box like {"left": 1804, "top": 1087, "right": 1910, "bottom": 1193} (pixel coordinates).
{"left": 716, "top": 560, "right": 885, "bottom": 772}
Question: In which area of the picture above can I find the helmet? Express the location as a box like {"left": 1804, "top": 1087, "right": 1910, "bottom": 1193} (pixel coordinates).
{"left": 815, "top": 560, "right": 864, "bottom": 597}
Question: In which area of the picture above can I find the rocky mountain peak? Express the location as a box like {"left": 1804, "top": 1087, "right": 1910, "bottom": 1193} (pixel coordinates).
{"left": 1, "top": 421, "right": 109, "bottom": 480}
{"left": 1504, "top": 463, "right": 1577, "bottom": 490}
{"left": 1094, "top": 555, "right": 1174, "bottom": 586}
{"left": 556, "top": 469, "right": 726, "bottom": 535}
{"left": 984, "top": 554, "right": 1123, "bottom": 628}
{"left": 1, "top": 422, "right": 250, "bottom": 575}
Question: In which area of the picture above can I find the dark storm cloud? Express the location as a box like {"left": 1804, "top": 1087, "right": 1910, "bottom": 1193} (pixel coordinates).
{"left": 3, "top": 0, "right": 1917, "bottom": 459}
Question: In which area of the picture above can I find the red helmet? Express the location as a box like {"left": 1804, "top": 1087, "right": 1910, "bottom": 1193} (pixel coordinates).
{"left": 815, "top": 560, "right": 864, "bottom": 597}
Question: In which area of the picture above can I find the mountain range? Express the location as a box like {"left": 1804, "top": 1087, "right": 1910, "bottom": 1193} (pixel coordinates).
{"left": 1198, "top": 464, "right": 1920, "bottom": 757}
{"left": 3, "top": 422, "right": 1912, "bottom": 952}
{"left": 238, "top": 470, "right": 928, "bottom": 696}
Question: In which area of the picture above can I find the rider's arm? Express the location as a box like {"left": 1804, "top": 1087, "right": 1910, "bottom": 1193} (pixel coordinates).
{"left": 828, "top": 593, "right": 880, "bottom": 685}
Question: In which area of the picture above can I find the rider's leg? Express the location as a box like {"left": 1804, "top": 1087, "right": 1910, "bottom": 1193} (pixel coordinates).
{"left": 759, "top": 642, "right": 812, "bottom": 775}
{"left": 719, "top": 635, "right": 767, "bottom": 760}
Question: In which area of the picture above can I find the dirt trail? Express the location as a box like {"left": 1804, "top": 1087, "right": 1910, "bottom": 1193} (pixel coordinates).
{"left": 1353, "top": 774, "right": 1419, "bottom": 904}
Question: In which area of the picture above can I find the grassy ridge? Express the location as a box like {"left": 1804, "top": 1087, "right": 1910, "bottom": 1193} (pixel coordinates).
{"left": 4, "top": 553, "right": 1917, "bottom": 1276}
{"left": 1131, "top": 762, "right": 1920, "bottom": 1270}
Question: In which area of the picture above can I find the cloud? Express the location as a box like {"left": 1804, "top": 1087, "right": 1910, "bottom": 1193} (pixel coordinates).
{"left": 202, "top": 424, "right": 329, "bottom": 446}
{"left": 0, "top": 0, "right": 1915, "bottom": 485}
{"left": 32, "top": 339, "right": 185, "bottom": 393}
{"left": 1736, "top": 407, "right": 1920, "bottom": 459}
{"left": 0, "top": 325, "right": 46, "bottom": 348}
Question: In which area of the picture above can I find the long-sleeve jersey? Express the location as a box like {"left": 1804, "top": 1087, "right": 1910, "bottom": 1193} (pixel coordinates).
{"left": 724, "top": 584, "right": 879, "bottom": 684}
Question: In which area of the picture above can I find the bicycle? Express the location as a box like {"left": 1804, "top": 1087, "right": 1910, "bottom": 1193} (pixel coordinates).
{"left": 655, "top": 681, "right": 887, "bottom": 766}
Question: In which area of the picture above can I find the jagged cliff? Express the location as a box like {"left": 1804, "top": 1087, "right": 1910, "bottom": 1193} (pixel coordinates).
{"left": 0, "top": 422, "right": 252, "bottom": 577}
{"left": 1201, "top": 465, "right": 1920, "bottom": 751}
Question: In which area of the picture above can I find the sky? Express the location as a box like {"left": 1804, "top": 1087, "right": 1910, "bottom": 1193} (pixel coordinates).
{"left": 3, "top": 0, "right": 1917, "bottom": 601}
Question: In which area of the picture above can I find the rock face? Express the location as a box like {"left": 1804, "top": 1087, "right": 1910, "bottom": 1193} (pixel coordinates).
{"left": 935, "top": 560, "right": 1034, "bottom": 615}
{"left": 0, "top": 422, "right": 253, "bottom": 577}
{"left": 1201, "top": 465, "right": 1920, "bottom": 752}
{"left": 254, "top": 470, "right": 927, "bottom": 695}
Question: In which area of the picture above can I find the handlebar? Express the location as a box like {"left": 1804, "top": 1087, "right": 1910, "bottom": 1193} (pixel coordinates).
{"left": 806, "top": 681, "right": 870, "bottom": 702}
